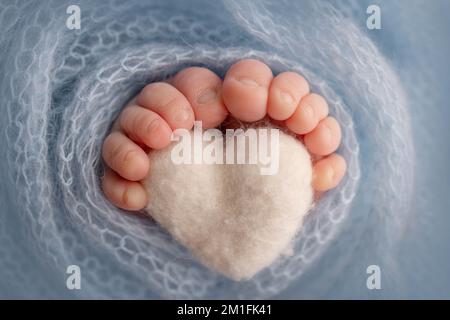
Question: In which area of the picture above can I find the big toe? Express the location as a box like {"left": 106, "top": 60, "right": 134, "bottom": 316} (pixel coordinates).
{"left": 222, "top": 59, "right": 273, "bottom": 122}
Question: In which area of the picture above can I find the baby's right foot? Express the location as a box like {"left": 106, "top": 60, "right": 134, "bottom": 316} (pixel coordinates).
{"left": 101, "top": 59, "right": 346, "bottom": 210}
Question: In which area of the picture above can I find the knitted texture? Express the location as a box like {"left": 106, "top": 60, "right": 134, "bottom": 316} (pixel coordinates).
{"left": 0, "top": 0, "right": 421, "bottom": 298}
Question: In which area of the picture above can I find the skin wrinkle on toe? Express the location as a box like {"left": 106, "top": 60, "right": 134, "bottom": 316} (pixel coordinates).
{"left": 145, "top": 117, "right": 161, "bottom": 135}
{"left": 122, "top": 149, "right": 136, "bottom": 166}
{"left": 109, "top": 141, "right": 134, "bottom": 170}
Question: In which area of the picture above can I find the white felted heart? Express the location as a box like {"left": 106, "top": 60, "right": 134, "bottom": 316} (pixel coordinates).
{"left": 142, "top": 126, "right": 313, "bottom": 281}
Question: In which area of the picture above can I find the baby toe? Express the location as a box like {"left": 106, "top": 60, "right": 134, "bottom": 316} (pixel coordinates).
{"left": 312, "top": 154, "right": 347, "bottom": 191}
{"left": 222, "top": 59, "right": 273, "bottom": 122}
{"left": 304, "top": 116, "right": 341, "bottom": 156}
{"left": 171, "top": 67, "right": 228, "bottom": 129}
{"left": 285, "top": 93, "right": 329, "bottom": 135}
{"left": 137, "top": 82, "right": 195, "bottom": 130}
{"left": 102, "top": 131, "right": 150, "bottom": 181}
{"left": 102, "top": 168, "right": 148, "bottom": 211}
{"left": 119, "top": 105, "right": 172, "bottom": 150}
{"left": 268, "top": 72, "right": 309, "bottom": 120}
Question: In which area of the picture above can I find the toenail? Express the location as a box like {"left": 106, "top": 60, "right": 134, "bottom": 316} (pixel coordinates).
{"left": 174, "top": 107, "right": 191, "bottom": 123}
{"left": 237, "top": 77, "right": 260, "bottom": 87}
{"left": 322, "top": 123, "right": 333, "bottom": 143}
{"left": 321, "top": 124, "right": 333, "bottom": 147}
{"left": 123, "top": 186, "right": 140, "bottom": 207}
{"left": 197, "top": 88, "right": 217, "bottom": 104}
{"left": 325, "top": 165, "right": 335, "bottom": 181}
{"left": 279, "top": 90, "right": 294, "bottom": 105}
{"left": 312, "top": 170, "right": 317, "bottom": 182}
{"left": 304, "top": 104, "right": 315, "bottom": 119}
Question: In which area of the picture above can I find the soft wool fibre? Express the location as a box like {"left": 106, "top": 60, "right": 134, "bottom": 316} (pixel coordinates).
{"left": 143, "top": 128, "right": 313, "bottom": 280}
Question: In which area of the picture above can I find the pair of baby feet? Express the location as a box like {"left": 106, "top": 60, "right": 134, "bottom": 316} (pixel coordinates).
{"left": 102, "top": 59, "right": 346, "bottom": 211}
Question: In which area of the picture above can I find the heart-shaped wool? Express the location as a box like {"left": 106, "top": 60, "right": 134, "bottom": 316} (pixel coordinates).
{"left": 142, "top": 126, "right": 313, "bottom": 281}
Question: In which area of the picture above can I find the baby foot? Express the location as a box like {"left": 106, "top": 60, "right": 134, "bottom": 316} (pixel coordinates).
{"left": 101, "top": 59, "right": 346, "bottom": 210}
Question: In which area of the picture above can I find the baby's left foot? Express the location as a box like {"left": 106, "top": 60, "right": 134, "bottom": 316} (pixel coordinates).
{"left": 102, "top": 59, "right": 346, "bottom": 210}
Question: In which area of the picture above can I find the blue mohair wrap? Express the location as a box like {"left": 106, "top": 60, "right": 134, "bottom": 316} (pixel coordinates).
{"left": 1, "top": 0, "right": 450, "bottom": 298}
